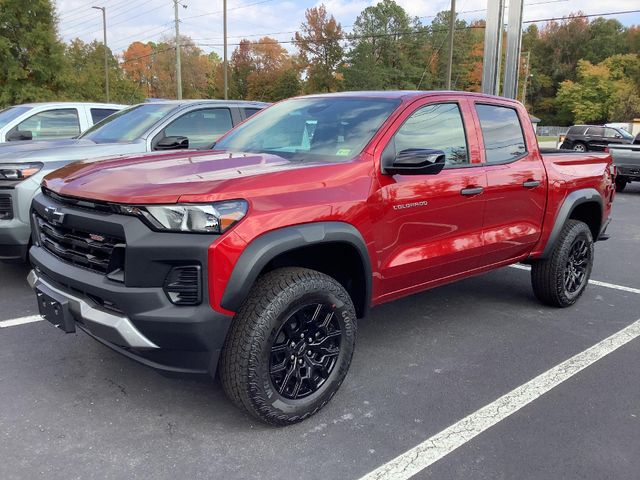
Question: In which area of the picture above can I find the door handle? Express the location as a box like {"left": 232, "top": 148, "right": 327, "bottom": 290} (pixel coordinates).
{"left": 523, "top": 180, "right": 541, "bottom": 189}
{"left": 460, "top": 186, "right": 484, "bottom": 196}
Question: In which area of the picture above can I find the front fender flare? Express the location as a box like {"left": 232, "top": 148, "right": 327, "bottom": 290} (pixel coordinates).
{"left": 221, "top": 222, "right": 372, "bottom": 315}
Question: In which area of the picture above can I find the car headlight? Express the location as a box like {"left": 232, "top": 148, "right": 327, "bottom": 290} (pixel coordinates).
{"left": 0, "top": 163, "right": 43, "bottom": 183}
{"left": 120, "top": 200, "right": 248, "bottom": 233}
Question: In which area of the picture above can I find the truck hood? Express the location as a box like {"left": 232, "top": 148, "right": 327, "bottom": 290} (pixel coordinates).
{"left": 43, "top": 150, "right": 332, "bottom": 204}
{"left": 0, "top": 138, "right": 145, "bottom": 162}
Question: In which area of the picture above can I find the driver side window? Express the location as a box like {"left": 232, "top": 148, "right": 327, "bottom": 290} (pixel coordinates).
{"left": 391, "top": 103, "right": 469, "bottom": 166}
{"left": 159, "top": 108, "right": 233, "bottom": 148}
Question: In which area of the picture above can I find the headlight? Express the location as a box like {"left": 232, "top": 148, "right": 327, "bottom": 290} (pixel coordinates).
{"left": 120, "top": 200, "right": 248, "bottom": 233}
{"left": 0, "top": 163, "right": 43, "bottom": 183}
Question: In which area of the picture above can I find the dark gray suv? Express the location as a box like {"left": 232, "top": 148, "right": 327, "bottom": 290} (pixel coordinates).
{"left": 560, "top": 125, "right": 634, "bottom": 152}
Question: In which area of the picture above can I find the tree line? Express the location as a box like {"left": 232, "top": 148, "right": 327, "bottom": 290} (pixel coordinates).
{"left": 1, "top": 0, "right": 639, "bottom": 125}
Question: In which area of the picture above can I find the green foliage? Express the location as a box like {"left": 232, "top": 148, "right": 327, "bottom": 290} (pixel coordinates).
{"left": 0, "top": 0, "right": 67, "bottom": 106}
{"left": 556, "top": 56, "right": 640, "bottom": 124}
{"left": 342, "top": 0, "right": 424, "bottom": 90}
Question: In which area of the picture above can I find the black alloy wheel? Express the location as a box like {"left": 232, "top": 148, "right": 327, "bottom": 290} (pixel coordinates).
{"left": 563, "top": 238, "right": 590, "bottom": 295}
{"left": 269, "top": 303, "right": 342, "bottom": 399}
{"left": 219, "top": 267, "right": 357, "bottom": 426}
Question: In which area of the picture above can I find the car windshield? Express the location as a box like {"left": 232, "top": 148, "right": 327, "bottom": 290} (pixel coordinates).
{"left": 0, "top": 106, "right": 32, "bottom": 129}
{"left": 215, "top": 97, "right": 400, "bottom": 162}
{"left": 80, "top": 103, "right": 178, "bottom": 143}
{"left": 618, "top": 129, "right": 634, "bottom": 140}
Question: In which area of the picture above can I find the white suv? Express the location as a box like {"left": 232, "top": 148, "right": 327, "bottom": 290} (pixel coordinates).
{"left": 0, "top": 102, "right": 126, "bottom": 143}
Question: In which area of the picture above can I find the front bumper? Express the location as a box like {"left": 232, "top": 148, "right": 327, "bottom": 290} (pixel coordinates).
{"left": 29, "top": 192, "right": 233, "bottom": 376}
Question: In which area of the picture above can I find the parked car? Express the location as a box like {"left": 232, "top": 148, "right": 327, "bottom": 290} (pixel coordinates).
{"left": 0, "top": 102, "right": 126, "bottom": 143}
{"left": 0, "top": 100, "right": 268, "bottom": 260}
{"left": 609, "top": 136, "right": 640, "bottom": 191}
{"left": 559, "top": 124, "right": 635, "bottom": 151}
{"left": 28, "top": 91, "right": 614, "bottom": 425}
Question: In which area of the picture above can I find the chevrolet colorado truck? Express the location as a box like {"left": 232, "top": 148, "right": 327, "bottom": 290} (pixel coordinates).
{"left": 0, "top": 100, "right": 266, "bottom": 260}
{"left": 27, "top": 91, "right": 615, "bottom": 425}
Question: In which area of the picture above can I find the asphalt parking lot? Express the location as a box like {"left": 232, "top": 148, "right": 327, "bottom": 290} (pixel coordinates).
{"left": 1, "top": 185, "right": 639, "bottom": 480}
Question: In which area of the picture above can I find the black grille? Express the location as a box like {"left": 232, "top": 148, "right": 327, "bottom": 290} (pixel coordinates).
{"left": 0, "top": 194, "right": 12, "bottom": 220}
{"left": 163, "top": 266, "right": 201, "bottom": 305}
{"left": 34, "top": 212, "right": 125, "bottom": 275}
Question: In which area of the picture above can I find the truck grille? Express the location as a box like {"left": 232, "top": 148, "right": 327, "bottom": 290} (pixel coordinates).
{"left": 0, "top": 194, "right": 13, "bottom": 220}
{"left": 34, "top": 212, "right": 125, "bottom": 275}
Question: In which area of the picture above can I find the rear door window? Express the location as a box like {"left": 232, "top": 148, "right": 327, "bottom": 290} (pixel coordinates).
{"left": 587, "top": 127, "right": 604, "bottom": 137}
{"left": 162, "top": 108, "right": 233, "bottom": 148}
{"left": 475, "top": 104, "right": 527, "bottom": 164}
{"left": 90, "top": 108, "right": 119, "bottom": 124}
{"left": 391, "top": 103, "right": 469, "bottom": 166}
{"left": 15, "top": 108, "right": 80, "bottom": 140}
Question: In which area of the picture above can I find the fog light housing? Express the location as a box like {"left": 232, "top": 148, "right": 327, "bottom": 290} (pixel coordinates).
{"left": 163, "top": 266, "right": 201, "bottom": 305}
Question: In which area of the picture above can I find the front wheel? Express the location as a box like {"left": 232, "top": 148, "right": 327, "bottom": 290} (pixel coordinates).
{"left": 615, "top": 177, "right": 627, "bottom": 192}
{"left": 219, "top": 267, "right": 357, "bottom": 426}
{"left": 572, "top": 142, "right": 587, "bottom": 152}
{"left": 531, "top": 220, "right": 594, "bottom": 307}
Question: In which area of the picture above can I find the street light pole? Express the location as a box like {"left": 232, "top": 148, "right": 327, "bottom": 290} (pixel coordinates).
{"left": 223, "top": 0, "right": 228, "bottom": 99}
{"left": 92, "top": 6, "right": 109, "bottom": 102}
{"left": 445, "top": 0, "right": 456, "bottom": 90}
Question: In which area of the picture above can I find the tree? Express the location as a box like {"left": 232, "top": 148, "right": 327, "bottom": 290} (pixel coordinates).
{"left": 122, "top": 42, "right": 154, "bottom": 97}
{"left": 342, "top": 0, "right": 424, "bottom": 90}
{"left": 150, "top": 36, "right": 215, "bottom": 99}
{"left": 295, "top": 5, "right": 344, "bottom": 93}
{"left": 223, "top": 37, "right": 300, "bottom": 101}
{"left": 556, "top": 55, "right": 640, "bottom": 124}
{"left": 0, "top": 0, "right": 67, "bottom": 106}
{"left": 65, "top": 39, "right": 143, "bottom": 103}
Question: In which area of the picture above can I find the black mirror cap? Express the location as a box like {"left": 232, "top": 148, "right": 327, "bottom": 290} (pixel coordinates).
{"left": 6, "top": 129, "right": 33, "bottom": 141}
{"left": 155, "top": 135, "right": 189, "bottom": 150}
{"left": 384, "top": 148, "right": 446, "bottom": 176}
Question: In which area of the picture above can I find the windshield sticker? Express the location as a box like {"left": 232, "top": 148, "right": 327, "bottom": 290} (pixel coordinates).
{"left": 336, "top": 148, "right": 351, "bottom": 156}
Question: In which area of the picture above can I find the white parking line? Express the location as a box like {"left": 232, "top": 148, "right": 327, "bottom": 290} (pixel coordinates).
{"left": 509, "top": 264, "right": 640, "bottom": 295}
{"left": 0, "top": 315, "right": 43, "bottom": 328}
{"left": 358, "top": 318, "right": 640, "bottom": 480}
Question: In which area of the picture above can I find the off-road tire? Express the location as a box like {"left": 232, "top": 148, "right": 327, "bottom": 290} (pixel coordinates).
{"left": 531, "top": 220, "right": 594, "bottom": 307}
{"left": 219, "top": 267, "right": 357, "bottom": 426}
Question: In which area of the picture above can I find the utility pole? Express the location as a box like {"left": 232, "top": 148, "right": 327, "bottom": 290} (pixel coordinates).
{"left": 92, "top": 6, "right": 109, "bottom": 102}
{"left": 223, "top": 0, "right": 228, "bottom": 99}
{"left": 445, "top": 0, "right": 456, "bottom": 90}
{"left": 521, "top": 50, "right": 531, "bottom": 105}
{"left": 174, "top": 0, "right": 182, "bottom": 99}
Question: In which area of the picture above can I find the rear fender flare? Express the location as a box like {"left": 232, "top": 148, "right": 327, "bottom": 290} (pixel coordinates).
{"left": 221, "top": 222, "right": 372, "bottom": 315}
{"left": 541, "top": 188, "right": 603, "bottom": 258}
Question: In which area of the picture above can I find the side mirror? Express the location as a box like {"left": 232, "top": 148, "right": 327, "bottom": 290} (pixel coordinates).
{"left": 614, "top": 133, "right": 622, "bottom": 139}
{"left": 155, "top": 135, "right": 189, "bottom": 150}
{"left": 384, "top": 148, "right": 446, "bottom": 176}
{"left": 6, "top": 129, "right": 33, "bottom": 141}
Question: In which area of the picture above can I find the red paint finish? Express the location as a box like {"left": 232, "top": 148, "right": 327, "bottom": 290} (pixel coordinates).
{"left": 42, "top": 91, "right": 614, "bottom": 315}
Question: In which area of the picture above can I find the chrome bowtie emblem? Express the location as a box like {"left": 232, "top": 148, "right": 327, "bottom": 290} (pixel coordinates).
{"left": 89, "top": 234, "right": 105, "bottom": 242}
{"left": 44, "top": 206, "right": 65, "bottom": 224}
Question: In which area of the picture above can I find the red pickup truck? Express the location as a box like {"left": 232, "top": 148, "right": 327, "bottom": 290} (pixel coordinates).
{"left": 28, "top": 91, "right": 615, "bottom": 425}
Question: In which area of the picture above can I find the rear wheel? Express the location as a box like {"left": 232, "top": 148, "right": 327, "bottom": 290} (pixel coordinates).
{"left": 572, "top": 142, "right": 587, "bottom": 152}
{"left": 615, "top": 177, "right": 627, "bottom": 192}
{"left": 219, "top": 267, "right": 357, "bottom": 426}
{"left": 531, "top": 220, "right": 594, "bottom": 307}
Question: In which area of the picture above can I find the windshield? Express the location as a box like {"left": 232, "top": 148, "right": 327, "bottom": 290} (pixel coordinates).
{"left": 215, "top": 97, "right": 400, "bottom": 161}
{"left": 80, "top": 103, "right": 177, "bottom": 143}
{"left": 618, "top": 129, "right": 634, "bottom": 140}
{"left": 0, "top": 106, "right": 32, "bottom": 129}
